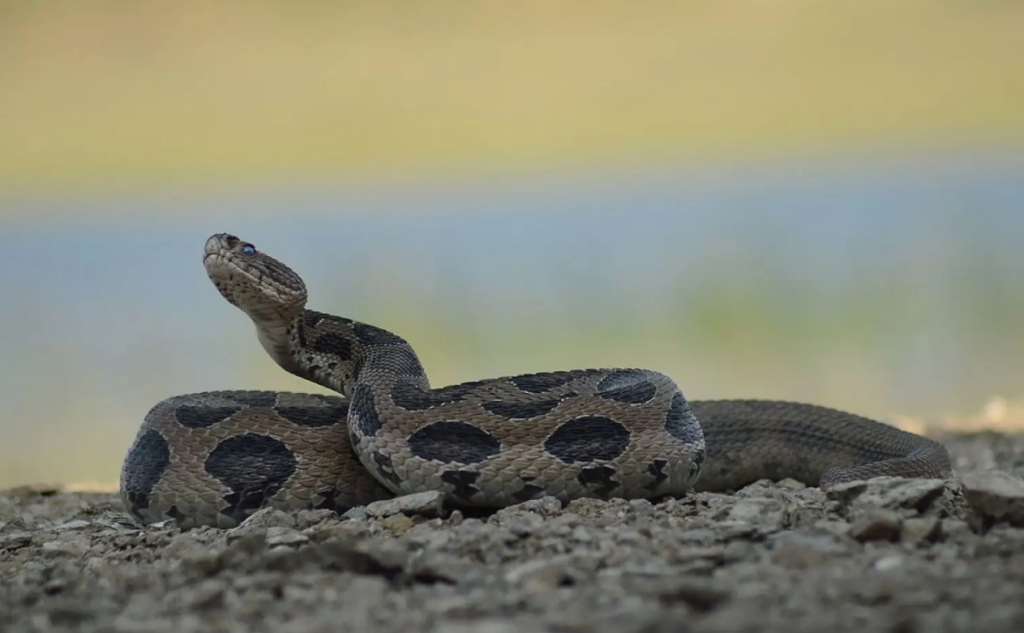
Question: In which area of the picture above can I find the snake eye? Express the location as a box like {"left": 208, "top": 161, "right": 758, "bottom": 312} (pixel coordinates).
{"left": 241, "top": 243, "right": 256, "bottom": 256}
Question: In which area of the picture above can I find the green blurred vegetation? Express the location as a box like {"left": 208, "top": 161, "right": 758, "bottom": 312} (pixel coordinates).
{"left": 1, "top": 0, "right": 1023, "bottom": 204}
{"left": 10, "top": 265, "right": 1019, "bottom": 491}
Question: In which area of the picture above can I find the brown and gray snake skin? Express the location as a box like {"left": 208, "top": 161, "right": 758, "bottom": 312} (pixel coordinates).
{"left": 119, "top": 233, "right": 954, "bottom": 529}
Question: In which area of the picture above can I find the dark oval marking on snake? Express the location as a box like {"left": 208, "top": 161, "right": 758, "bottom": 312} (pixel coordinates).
{"left": 508, "top": 372, "right": 574, "bottom": 394}
{"left": 544, "top": 416, "right": 631, "bottom": 464}
{"left": 311, "top": 332, "right": 353, "bottom": 360}
{"left": 204, "top": 433, "right": 298, "bottom": 524}
{"left": 390, "top": 380, "right": 486, "bottom": 411}
{"left": 229, "top": 392, "right": 280, "bottom": 408}
{"left": 596, "top": 370, "right": 658, "bottom": 404}
{"left": 598, "top": 380, "right": 657, "bottom": 405}
{"left": 577, "top": 464, "right": 620, "bottom": 498}
{"left": 349, "top": 384, "right": 383, "bottom": 437}
{"left": 665, "top": 393, "right": 703, "bottom": 444}
{"left": 481, "top": 399, "right": 561, "bottom": 419}
{"left": 119, "top": 429, "right": 170, "bottom": 516}
{"left": 174, "top": 406, "right": 243, "bottom": 428}
{"left": 164, "top": 505, "right": 188, "bottom": 524}
{"left": 275, "top": 404, "right": 349, "bottom": 428}
{"left": 441, "top": 469, "right": 482, "bottom": 501}
{"left": 408, "top": 421, "right": 502, "bottom": 465}
{"left": 643, "top": 458, "right": 669, "bottom": 491}
{"left": 595, "top": 369, "right": 650, "bottom": 390}
{"left": 353, "top": 322, "right": 406, "bottom": 346}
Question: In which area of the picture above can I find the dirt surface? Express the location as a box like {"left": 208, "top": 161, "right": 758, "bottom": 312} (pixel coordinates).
{"left": 3, "top": 430, "right": 1024, "bottom": 633}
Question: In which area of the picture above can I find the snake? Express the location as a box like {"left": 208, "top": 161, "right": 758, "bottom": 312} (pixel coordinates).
{"left": 119, "top": 233, "right": 954, "bottom": 529}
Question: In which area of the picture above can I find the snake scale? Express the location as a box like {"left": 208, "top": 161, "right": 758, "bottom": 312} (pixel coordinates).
{"left": 120, "top": 233, "right": 954, "bottom": 529}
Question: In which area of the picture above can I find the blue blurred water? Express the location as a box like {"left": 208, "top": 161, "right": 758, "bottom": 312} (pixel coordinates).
{"left": 5, "top": 150, "right": 1023, "bottom": 308}
{"left": 0, "top": 151, "right": 1022, "bottom": 485}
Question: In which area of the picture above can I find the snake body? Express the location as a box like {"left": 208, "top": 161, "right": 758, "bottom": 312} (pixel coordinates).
{"left": 120, "top": 233, "right": 953, "bottom": 529}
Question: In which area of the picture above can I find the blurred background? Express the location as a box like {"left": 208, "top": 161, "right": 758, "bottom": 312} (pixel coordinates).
{"left": 1, "top": 1, "right": 1023, "bottom": 490}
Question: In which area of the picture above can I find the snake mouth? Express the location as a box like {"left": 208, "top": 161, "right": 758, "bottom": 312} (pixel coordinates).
{"left": 203, "top": 233, "right": 234, "bottom": 262}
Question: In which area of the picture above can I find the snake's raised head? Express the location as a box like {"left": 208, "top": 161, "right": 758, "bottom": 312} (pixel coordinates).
{"left": 203, "top": 233, "right": 308, "bottom": 323}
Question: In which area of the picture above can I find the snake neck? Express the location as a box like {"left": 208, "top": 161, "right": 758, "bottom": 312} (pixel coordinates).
{"left": 254, "top": 309, "right": 431, "bottom": 399}
{"left": 254, "top": 316, "right": 309, "bottom": 382}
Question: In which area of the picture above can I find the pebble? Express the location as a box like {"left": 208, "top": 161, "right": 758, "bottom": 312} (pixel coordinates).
{"left": 364, "top": 491, "right": 445, "bottom": 518}
{"left": 849, "top": 509, "right": 903, "bottom": 542}
{"left": 960, "top": 470, "right": 1024, "bottom": 527}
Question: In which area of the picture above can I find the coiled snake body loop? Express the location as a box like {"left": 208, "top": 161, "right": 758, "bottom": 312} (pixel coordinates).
{"left": 120, "top": 233, "right": 953, "bottom": 529}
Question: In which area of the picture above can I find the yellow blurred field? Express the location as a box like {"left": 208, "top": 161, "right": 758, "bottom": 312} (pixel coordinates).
{"left": 2, "top": 0, "right": 1023, "bottom": 203}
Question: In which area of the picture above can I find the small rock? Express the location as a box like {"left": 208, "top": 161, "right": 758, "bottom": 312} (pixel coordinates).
{"left": 265, "top": 526, "right": 308, "bottom": 548}
{"left": 408, "top": 552, "right": 490, "bottom": 585}
{"left": 341, "top": 507, "right": 369, "bottom": 521}
{"left": 776, "top": 478, "right": 808, "bottom": 491}
{"left": 572, "top": 525, "right": 596, "bottom": 543}
{"left": 53, "top": 519, "right": 92, "bottom": 531}
{"left": 490, "top": 511, "right": 545, "bottom": 537}
{"left": 365, "top": 491, "right": 444, "bottom": 518}
{"left": 940, "top": 518, "right": 973, "bottom": 542}
{"left": 667, "top": 545, "right": 726, "bottom": 566}
{"left": 628, "top": 498, "right": 655, "bottom": 516}
{"left": 505, "top": 556, "right": 580, "bottom": 589}
{"left": 431, "top": 619, "right": 548, "bottom": 633}
{"left": 849, "top": 509, "right": 903, "bottom": 542}
{"left": 873, "top": 554, "right": 905, "bottom": 571}
{"left": 219, "top": 531, "right": 268, "bottom": 570}
{"left": 901, "top": 516, "right": 941, "bottom": 544}
{"left": 90, "top": 513, "right": 141, "bottom": 531}
{"left": 354, "top": 537, "right": 412, "bottom": 570}
{"left": 304, "top": 520, "right": 371, "bottom": 544}
{"left": 403, "top": 524, "right": 453, "bottom": 548}
{"left": 294, "top": 538, "right": 409, "bottom": 579}
{"left": 973, "top": 525, "right": 1024, "bottom": 557}
{"left": 768, "top": 530, "right": 852, "bottom": 569}
{"left": 0, "top": 532, "right": 33, "bottom": 551}
{"left": 961, "top": 470, "right": 1024, "bottom": 527}
{"left": 382, "top": 514, "right": 415, "bottom": 534}
{"left": 813, "top": 519, "right": 853, "bottom": 538}
{"left": 712, "top": 520, "right": 760, "bottom": 541}
{"left": 723, "top": 498, "right": 786, "bottom": 531}
{"left": 722, "top": 540, "right": 759, "bottom": 564}
{"left": 620, "top": 575, "right": 731, "bottom": 613}
{"left": 239, "top": 508, "right": 297, "bottom": 529}
{"left": 507, "top": 496, "right": 563, "bottom": 517}
{"left": 827, "top": 477, "right": 948, "bottom": 515}
{"left": 165, "top": 578, "right": 227, "bottom": 611}
{"left": 295, "top": 509, "right": 337, "bottom": 529}
{"left": 41, "top": 537, "right": 90, "bottom": 559}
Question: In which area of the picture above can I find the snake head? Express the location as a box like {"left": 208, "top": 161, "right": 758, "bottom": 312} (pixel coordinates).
{"left": 203, "top": 233, "right": 308, "bottom": 321}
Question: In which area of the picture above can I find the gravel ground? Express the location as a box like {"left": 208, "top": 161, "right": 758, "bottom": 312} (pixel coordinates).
{"left": 4, "top": 430, "right": 1024, "bottom": 633}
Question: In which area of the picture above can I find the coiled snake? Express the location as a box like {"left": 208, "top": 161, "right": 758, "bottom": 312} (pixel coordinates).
{"left": 120, "top": 233, "right": 953, "bottom": 529}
